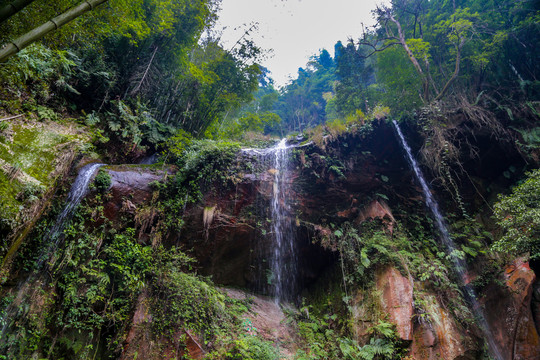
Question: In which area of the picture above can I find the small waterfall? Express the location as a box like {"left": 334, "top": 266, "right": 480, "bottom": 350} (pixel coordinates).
{"left": 243, "top": 140, "right": 298, "bottom": 302}
{"left": 47, "top": 162, "right": 104, "bottom": 243}
{"left": 392, "top": 120, "right": 503, "bottom": 360}
{"left": 269, "top": 139, "right": 297, "bottom": 303}
{"left": 0, "top": 162, "right": 104, "bottom": 342}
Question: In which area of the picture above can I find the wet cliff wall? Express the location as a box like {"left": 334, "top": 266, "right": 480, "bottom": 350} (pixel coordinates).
{"left": 0, "top": 119, "right": 538, "bottom": 359}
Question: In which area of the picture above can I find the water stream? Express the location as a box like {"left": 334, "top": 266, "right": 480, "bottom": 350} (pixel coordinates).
{"left": 243, "top": 140, "right": 298, "bottom": 303}
{"left": 393, "top": 120, "right": 503, "bottom": 360}
{"left": 1, "top": 162, "right": 104, "bottom": 341}
{"left": 269, "top": 139, "right": 297, "bottom": 303}
{"left": 46, "top": 162, "right": 104, "bottom": 245}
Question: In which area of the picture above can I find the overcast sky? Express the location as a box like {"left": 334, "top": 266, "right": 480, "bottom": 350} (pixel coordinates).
{"left": 213, "top": 0, "right": 383, "bottom": 87}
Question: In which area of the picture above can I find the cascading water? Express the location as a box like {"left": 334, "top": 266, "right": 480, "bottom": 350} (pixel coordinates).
{"left": 47, "top": 162, "right": 104, "bottom": 244}
{"left": 0, "top": 162, "right": 104, "bottom": 341}
{"left": 243, "top": 140, "right": 298, "bottom": 303}
{"left": 269, "top": 139, "right": 297, "bottom": 303}
{"left": 392, "top": 120, "right": 503, "bottom": 360}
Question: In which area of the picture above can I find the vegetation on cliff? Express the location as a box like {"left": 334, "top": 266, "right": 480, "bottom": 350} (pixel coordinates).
{"left": 0, "top": 0, "right": 538, "bottom": 359}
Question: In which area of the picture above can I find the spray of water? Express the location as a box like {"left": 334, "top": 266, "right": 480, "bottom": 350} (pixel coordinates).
{"left": 243, "top": 140, "right": 299, "bottom": 303}
{"left": 47, "top": 163, "right": 104, "bottom": 242}
{"left": 269, "top": 139, "right": 298, "bottom": 303}
{"left": 393, "top": 120, "right": 503, "bottom": 360}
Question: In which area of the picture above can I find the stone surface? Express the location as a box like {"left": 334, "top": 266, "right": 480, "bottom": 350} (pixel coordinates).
{"left": 482, "top": 258, "right": 540, "bottom": 360}
{"left": 375, "top": 267, "right": 414, "bottom": 340}
{"left": 356, "top": 199, "right": 396, "bottom": 233}
{"left": 225, "top": 288, "right": 297, "bottom": 358}
{"left": 410, "top": 292, "right": 472, "bottom": 360}
{"left": 103, "top": 166, "right": 174, "bottom": 222}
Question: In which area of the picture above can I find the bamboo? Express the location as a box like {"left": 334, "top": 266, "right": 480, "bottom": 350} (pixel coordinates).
{"left": 0, "top": 0, "right": 109, "bottom": 63}
{"left": 0, "top": 0, "right": 36, "bottom": 24}
{"left": 0, "top": 114, "right": 23, "bottom": 121}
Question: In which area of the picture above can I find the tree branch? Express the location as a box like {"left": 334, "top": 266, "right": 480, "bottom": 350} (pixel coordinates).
{"left": 387, "top": 11, "right": 430, "bottom": 102}
{"left": 130, "top": 45, "right": 159, "bottom": 96}
{"left": 435, "top": 37, "right": 465, "bottom": 101}
{"left": 356, "top": 40, "right": 401, "bottom": 58}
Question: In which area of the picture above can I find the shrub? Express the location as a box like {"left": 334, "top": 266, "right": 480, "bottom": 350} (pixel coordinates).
{"left": 492, "top": 169, "right": 540, "bottom": 259}
{"left": 93, "top": 169, "right": 112, "bottom": 193}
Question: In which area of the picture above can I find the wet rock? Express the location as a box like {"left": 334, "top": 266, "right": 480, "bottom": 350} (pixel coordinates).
{"left": 411, "top": 292, "right": 471, "bottom": 360}
{"left": 103, "top": 166, "right": 175, "bottom": 221}
{"left": 375, "top": 267, "right": 414, "bottom": 340}
{"left": 483, "top": 258, "right": 540, "bottom": 360}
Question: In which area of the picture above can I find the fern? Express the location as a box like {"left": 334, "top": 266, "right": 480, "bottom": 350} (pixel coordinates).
{"left": 359, "top": 338, "right": 395, "bottom": 360}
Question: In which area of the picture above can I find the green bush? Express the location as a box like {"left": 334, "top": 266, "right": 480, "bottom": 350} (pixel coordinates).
{"left": 0, "top": 44, "right": 78, "bottom": 104}
{"left": 92, "top": 169, "right": 112, "bottom": 193}
{"left": 492, "top": 169, "right": 540, "bottom": 259}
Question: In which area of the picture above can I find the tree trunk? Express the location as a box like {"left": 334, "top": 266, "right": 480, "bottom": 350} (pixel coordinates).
{"left": 389, "top": 13, "right": 430, "bottom": 102}
{"left": 130, "top": 45, "right": 159, "bottom": 96}
{"left": 0, "top": 0, "right": 36, "bottom": 24}
{"left": 0, "top": 0, "right": 109, "bottom": 63}
{"left": 434, "top": 39, "right": 465, "bottom": 101}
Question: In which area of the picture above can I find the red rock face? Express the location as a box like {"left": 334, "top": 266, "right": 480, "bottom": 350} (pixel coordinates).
{"left": 375, "top": 267, "right": 414, "bottom": 340}
{"left": 410, "top": 293, "right": 472, "bottom": 360}
{"left": 103, "top": 167, "right": 173, "bottom": 221}
{"left": 482, "top": 258, "right": 540, "bottom": 360}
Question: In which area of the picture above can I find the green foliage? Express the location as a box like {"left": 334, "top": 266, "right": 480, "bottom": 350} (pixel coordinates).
{"left": 1, "top": 183, "right": 253, "bottom": 359}
{"left": 150, "top": 269, "right": 229, "bottom": 338}
{"left": 253, "top": 49, "right": 337, "bottom": 133}
{"left": 340, "top": 337, "right": 396, "bottom": 360}
{"left": 292, "top": 304, "right": 404, "bottom": 360}
{"left": 331, "top": 222, "right": 399, "bottom": 285}
{"left": 207, "top": 333, "right": 281, "bottom": 360}
{"left": 1, "top": 0, "right": 262, "bottom": 149}
{"left": 492, "top": 169, "right": 540, "bottom": 259}
{"left": 376, "top": 45, "right": 423, "bottom": 113}
{"left": 448, "top": 216, "right": 491, "bottom": 260}
{"left": 91, "top": 169, "right": 111, "bottom": 193}
{"left": 0, "top": 44, "right": 77, "bottom": 104}
{"left": 208, "top": 112, "right": 281, "bottom": 140}
{"left": 164, "top": 129, "right": 193, "bottom": 158}
{"left": 159, "top": 139, "right": 241, "bottom": 230}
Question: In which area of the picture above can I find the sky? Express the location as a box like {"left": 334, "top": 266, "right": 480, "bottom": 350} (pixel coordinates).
{"left": 213, "top": 0, "right": 383, "bottom": 87}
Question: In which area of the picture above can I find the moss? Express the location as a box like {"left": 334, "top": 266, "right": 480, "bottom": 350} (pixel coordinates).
{"left": 1, "top": 125, "right": 73, "bottom": 184}
{"left": 0, "top": 120, "right": 88, "bottom": 242}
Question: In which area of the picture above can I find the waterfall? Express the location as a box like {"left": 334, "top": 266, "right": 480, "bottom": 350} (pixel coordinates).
{"left": 392, "top": 120, "right": 503, "bottom": 360}
{"left": 269, "top": 139, "right": 297, "bottom": 303}
{"left": 243, "top": 140, "right": 298, "bottom": 302}
{"left": 0, "top": 162, "right": 104, "bottom": 342}
{"left": 47, "top": 162, "right": 104, "bottom": 243}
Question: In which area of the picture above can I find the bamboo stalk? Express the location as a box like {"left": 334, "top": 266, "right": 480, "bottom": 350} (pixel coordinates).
{"left": 0, "top": 114, "right": 23, "bottom": 121}
{"left": 0, "top": 0, "right": 109, "bottom": 63}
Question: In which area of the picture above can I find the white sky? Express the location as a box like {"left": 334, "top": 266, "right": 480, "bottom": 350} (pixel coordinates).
{"left": 213, "top": 0, "right": 383, "bottom": 87}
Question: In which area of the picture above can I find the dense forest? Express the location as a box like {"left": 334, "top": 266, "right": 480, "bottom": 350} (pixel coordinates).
{"left": 0, "top": 0, "right": 539, "bottom": 359}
